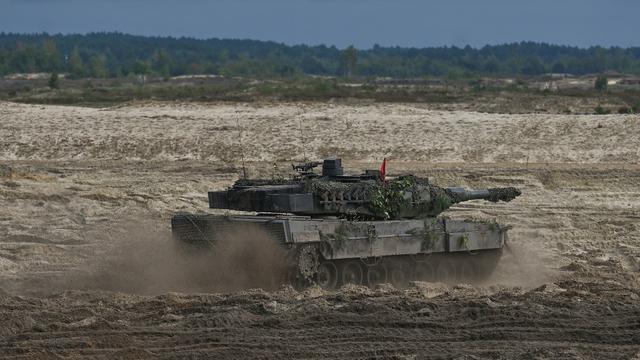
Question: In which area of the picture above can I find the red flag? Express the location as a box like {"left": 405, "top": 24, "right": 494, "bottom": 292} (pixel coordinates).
{"left": 379, "top": 158, "right": 386, "bottom": 181}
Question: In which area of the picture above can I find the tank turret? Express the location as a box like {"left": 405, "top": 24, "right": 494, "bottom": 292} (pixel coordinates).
{"left": 208, "top": 158, "right": 521, "bottom": 220}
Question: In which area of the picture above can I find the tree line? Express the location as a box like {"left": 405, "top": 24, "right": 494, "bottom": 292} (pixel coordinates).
{"left": 1, "top": 32, "right": 640, "bottom": 79}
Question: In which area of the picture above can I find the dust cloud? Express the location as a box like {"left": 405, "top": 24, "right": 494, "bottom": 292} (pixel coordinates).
{"left": 487, "top": 235, "right": 559, "bottom": 288}
{"left": 58, "top": 218, "right": 289, "bottom": 295}
{"left": 51, "top": 219, "right": 557, "bottom": 294}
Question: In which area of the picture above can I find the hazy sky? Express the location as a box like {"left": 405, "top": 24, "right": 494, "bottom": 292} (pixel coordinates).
{"left": 2, "top": 0, "right": 638, "bottom": 48}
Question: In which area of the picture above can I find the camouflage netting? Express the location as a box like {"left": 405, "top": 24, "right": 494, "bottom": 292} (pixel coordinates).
{"left": 306, "top": 175, "right": 454, "bottom": 220}
{"left": 306, "top": 176, "right": 522, "bottom": 219}
{"left": 487, "top": 187, "right": 522, "bottom": 202}
{"left": 296, "top": 245, "right": 319, "bottom": 283}
{"left": 369, "top": 176, "right": 420, "bottom": 219}
{"left": 305, "top": 179, "right": 377, "bottom": 201}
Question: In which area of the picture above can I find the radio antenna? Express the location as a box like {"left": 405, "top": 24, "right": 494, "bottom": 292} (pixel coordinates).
{"left": 298, "top": 117, "right": 308, "bottom": 162}
{"left": 236, "top": 116, "right": 247, "bottom": 179}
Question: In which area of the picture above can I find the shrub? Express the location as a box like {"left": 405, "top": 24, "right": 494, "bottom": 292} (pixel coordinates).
{"left": 594, "top": 76, "right": 608, "bottom": 91}
{"left": 48, "top": 73, "right": 59, "bottom": 89}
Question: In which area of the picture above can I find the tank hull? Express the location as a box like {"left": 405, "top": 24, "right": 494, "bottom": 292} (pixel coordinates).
{"left": 171, "top": 213, "right": 506, "bottom": 288}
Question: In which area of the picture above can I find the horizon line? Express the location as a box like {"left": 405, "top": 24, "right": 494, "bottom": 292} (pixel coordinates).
{"left": 1, "top": 31, "right": 638, "bottom": 51}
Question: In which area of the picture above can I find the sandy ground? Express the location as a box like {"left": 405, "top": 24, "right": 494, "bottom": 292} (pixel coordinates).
{"left": 0, "top": 101, "right": 639, "bottom": 359}
{"left": 1, "top": 101, "right": 638, "bottom": 163}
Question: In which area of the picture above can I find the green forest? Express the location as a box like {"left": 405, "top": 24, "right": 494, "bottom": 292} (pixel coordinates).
{"left": 2, "top": 32, "right": 640, "bottom": 78}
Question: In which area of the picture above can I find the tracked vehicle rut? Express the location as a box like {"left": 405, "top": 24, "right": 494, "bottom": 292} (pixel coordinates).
{"left": 172, "top": 159, "right": 521, "bottom": 288}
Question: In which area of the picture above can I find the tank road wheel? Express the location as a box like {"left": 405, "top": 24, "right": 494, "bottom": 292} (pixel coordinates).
{"left": 435, "top": 260, "right": 457, "bottom": 284}
{"left": 365, "top": 264, "right": 388, "bottom": 287}
{"left": 317, "top": 261, "right": 338, "bottom": 289}
{"left": 341, "top": 261, "right": 364, "bottom": 286}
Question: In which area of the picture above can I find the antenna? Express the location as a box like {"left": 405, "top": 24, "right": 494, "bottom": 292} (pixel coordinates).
{"left": 236, "top": 116, "right": 247, "bottom": 179}
{"left": 298, "top": 117, "right": 308, "bottom": 162}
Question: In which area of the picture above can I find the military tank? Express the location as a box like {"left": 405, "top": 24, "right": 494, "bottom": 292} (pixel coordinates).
{"left": 172, "top": 158, "right": 521, "bottom": 288}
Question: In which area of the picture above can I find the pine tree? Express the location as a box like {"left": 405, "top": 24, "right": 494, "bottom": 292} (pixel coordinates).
{"left": 340, "top": 46, "right": 358, "bottom": 77}
{"left": 89, "top": 55, "right": 108, "bottom": 78}
{"left": 594, "top": 76, "right": 608, "bottom": 91}
{"left": 68, "top": 47, "right": 84, "bottom": 78}
{"left": 48, "top": 72, "right": 59, "bottom": 89}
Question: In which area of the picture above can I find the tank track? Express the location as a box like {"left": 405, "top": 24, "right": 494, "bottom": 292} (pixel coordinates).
{"left": 284, "top": 241, "right": 501, "bottom": 289}
{"left": 308, "top": 251, "right": 501, "bottom": 289}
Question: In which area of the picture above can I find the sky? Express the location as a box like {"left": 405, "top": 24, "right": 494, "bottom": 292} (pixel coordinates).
{"left": 2, "top": 0, "right": 638, "bottom": 49}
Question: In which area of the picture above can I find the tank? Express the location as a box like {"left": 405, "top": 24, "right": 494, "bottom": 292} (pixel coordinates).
{"left": 171, "top": 158, "right": 521, "bottom": 288}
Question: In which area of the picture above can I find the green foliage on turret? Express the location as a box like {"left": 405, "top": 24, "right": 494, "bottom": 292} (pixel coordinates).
{"left": 428, "top": 195, "right": 453, "bottom": 215}
{"left": 370, "top": 177, "right": 414, "bottom": 219}
{"left": 306, "top": 175, "right": 462, "bottom": 220}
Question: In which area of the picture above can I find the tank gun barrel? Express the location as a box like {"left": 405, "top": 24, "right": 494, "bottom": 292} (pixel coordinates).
{"left": 446, "top": 186, "right": 521, "bottom": 203}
